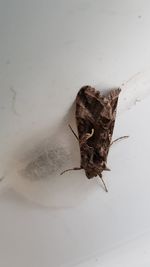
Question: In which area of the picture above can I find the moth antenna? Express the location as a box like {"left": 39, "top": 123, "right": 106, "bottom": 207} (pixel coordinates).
{"left": 110, "top": 135, "right": 129, "bottom": 146}
{"left": 68, "top": 124, "right": 79, "bottom": 140}
{"left": 99, "top": 175, "right": 108, "bottom": 192}
{"left": 60, "top": 167, "right": 82, "bottom": 175}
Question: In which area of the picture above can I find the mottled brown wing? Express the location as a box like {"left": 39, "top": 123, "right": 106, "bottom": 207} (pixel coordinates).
{"left": 76, "top": 86, "right": 121, "bottom": 161}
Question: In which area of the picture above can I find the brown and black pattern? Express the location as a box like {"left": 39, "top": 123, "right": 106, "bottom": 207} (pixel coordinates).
{"left": 76, "top": 86, "right": 121, "bottom": 180}
{"left": 61, "top": 86, "right": 123, "bottom": 192}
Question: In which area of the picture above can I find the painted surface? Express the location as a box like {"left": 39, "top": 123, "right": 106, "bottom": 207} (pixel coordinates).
{"left": 0, "top": 0, "right": 150, "bottom": 266}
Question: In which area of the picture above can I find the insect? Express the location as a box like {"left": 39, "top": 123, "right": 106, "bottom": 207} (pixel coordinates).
{"left": 61, "top": 86, "right": 128, "bottom": 192}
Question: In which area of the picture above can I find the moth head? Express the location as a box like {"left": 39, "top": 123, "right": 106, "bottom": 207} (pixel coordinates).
{"left": 85, "top": 161, "right": 106, "bottom": 179}
{"left": 85, "top": 169, "right": 101, "bottom": 179}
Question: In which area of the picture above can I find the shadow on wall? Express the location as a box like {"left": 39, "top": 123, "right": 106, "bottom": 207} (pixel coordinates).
{"left": 2, "top": 100, "right": 99, "bottom": 208}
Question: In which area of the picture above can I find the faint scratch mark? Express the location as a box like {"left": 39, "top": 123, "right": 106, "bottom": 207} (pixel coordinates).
{"left": 0, "top": 176, "right": 5, "bottom": 181}
{"left": 10, "top": 86, "right": 19, "bottom": 116}
{"left": 135, "top": 98, "right": 141, "bottom": 105}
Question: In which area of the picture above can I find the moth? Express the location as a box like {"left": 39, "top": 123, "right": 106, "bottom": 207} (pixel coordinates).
{"left": 61, "top": 86, "right": 128, "bottom": 191}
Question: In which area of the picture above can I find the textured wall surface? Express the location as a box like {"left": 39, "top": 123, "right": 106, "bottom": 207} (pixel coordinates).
{"left": 0, "top": 1, "right": 150, "bottom": 266}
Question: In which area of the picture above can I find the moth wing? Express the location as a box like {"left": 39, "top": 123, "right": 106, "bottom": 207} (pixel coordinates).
{"left": 76, "top": 86, "right": 121, "bottom": 157}
{"left": 76, "top": 86, "right": 101, "bottom": 140}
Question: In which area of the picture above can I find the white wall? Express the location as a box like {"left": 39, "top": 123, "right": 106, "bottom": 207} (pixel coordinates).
{"left": 0, "top": 1, "right": 150, "bottom": 266}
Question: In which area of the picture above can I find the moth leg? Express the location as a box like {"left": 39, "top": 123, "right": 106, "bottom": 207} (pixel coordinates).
{"left": 99, "top": 175, "right": 108, "bottom": 192}
{"left": 110, "top": 135, "right": 129, "bottom": 146}
{"left": 60, "top": 167, "right": 82, "bottom": 175}
{"left": 68, "top": 124, "right": 79, "bottom": 140}
{"left": 104, "top": 166, "right": 111, "bottom": 171}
